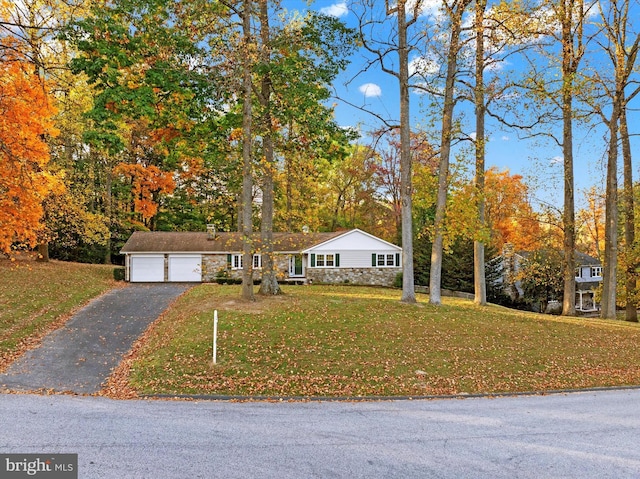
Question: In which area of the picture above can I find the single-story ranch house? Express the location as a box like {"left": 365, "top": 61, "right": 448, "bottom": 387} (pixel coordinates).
{"left": 120, "top": 228, "right": 402, "bottom": 287}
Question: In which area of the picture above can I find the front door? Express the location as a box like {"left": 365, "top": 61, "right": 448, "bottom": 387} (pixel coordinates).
{"left": 289, "top": 254, "right": 304, "bottom": 277}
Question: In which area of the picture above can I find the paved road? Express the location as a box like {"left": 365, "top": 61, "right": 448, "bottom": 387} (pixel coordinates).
{"left": 1, "top": 389, "right": 640, "bottom": 478}
{"left": 0, "top": 284, "right": 191, "bottom": 394}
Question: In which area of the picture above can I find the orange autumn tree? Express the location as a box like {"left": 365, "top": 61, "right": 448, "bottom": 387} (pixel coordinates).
{"left": 113, "top": 163, "right": 175, "bottom": 226}
{"left": 0, "top": 48, "right": 60, "bottom": 254}
{"left": 484, "top": 167, "right": 542, "bottom": 252}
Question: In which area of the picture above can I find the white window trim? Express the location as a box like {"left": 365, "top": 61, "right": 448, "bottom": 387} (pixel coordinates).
{"left": 375, "top": 252, "right": 400, "bottom": 268}
{"left": 315, "top": 253, "right": 335, "bottom": 268}
{"left": 232, "top": 254, "right": 262, "bottom": 270}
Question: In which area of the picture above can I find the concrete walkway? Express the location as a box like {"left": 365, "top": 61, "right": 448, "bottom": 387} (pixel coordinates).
{"left": 0, "top": 283, "right": 190, "bottom": 394}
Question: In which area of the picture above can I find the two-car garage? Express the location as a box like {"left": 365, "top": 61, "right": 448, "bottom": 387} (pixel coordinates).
{"left": 128, "top": 255, "right": 202, "bottom": 282}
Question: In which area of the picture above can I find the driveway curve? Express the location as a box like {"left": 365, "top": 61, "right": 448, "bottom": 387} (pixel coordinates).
{"left": 0, "top": 283, "right": 190, "bottom": 394}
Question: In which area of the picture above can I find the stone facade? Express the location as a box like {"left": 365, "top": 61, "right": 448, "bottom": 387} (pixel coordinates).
{"left": 202, "top": 255, "right": 229, "bottom": 282}
{"left": 201, "top": 254, "right": 399, "bottom": 287}
{"left": 202, "top": 254, "right": 290, "bottom": 282}
{"left": 307, "top": 267, "right": 400, "bottom": 287}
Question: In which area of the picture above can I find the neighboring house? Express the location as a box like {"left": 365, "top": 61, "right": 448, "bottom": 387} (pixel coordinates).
{"left": 501, "top": 248, "right": 602, "bottom": 313}
{"left": 574, "top": 251, "right": 603, "bottom": 313}
{"left": 120, "top": 228, "right": 402, "bottom": 287}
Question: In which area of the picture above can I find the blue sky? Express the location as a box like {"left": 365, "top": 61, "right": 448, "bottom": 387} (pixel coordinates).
{"left": 283, "top": 0, "right": 628, "bottom": 211}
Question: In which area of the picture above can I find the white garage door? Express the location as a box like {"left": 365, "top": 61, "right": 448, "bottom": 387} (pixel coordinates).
{"left": 168, "top": 255, "right": 202, "bottom": 282}
{"left": 130, "top": 255, "right": 165, "bottom": 282}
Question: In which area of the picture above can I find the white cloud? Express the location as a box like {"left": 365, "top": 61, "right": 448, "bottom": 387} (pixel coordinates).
{"left": 359, "top": 83, "right": 382, "bottom": 97}
{"left": 485, "top": 58, "right": 506, "bottom": 73}
{"left": 320, "top": 2, "right": 348, "bottom": 18}
{"left": 550, "top": 155, "right": 563, "bottom": 165}
{"left": 419, "top": 0, "right": 443, "bottom": 17}
{"left": 469, "top": 132, "right": 477, "bottom": 141}
{"left": 403, "top": 0, "right": 443, "bottom": 18}
{"left": 502, "top": 135, "right": 510, "bottom": 141}
{"left": 409, "top": 56, "right": 440, "bottom": 77}
{"left": 385, "top": 0, "right": 444, "bottom": 19}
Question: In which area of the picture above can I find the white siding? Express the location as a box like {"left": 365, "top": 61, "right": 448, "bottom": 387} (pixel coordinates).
{"left": 308, "top": 250, "right": 401, "bottom": 268}
{"left": 339, "top": 250, "right": 399, "bottom": 268}
{"left": 340, "top": 250, "right": 371, "bottom": 268}
{"left": 576, "top": 266, "right": 602, "bottom": 280}
{"left": 310, "top": 230, "right": 401, "bottom": 252}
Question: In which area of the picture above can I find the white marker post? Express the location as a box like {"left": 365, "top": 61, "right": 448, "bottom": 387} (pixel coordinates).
{"left": 213, "top": 310, "right": 218, "bottom": 365}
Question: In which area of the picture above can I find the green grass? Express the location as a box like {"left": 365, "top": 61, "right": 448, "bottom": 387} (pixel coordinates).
{"left": 127, "top": 284, "right": 640, "bottom": 397}
{"left": 0, "top": 258, "right": 118, "bottom": 369}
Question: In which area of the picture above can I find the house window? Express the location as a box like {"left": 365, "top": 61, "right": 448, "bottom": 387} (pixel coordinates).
{"left": 316, "top": 254, "right": 334, "bottom": 267}
{"left": 575, "top": 268, "right": 581, "bottom": 278}
{"left": 231, "top": 254, "right": 262, "bottom": 269}
{"left": 591, "top": 266, "right": 602, "bottom": 278}
{"left": 325, "top": 254, "right": 335, "bottom": 267}
{"left": 311, "top": 253, "right": 340, "bottom": 268}
{"left": 372, "top": 253, "right": 400, "bottom": 267}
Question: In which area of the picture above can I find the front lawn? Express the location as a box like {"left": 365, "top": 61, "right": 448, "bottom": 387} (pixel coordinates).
{"left": 0, "top": 258, "right": 119, "bottom": 371}
{"left": 120, "top": 284, "right": 640, "bottom": 397}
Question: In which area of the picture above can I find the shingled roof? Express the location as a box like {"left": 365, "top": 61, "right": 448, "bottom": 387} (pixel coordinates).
{"left": 575, "top": 251, "right": 601, "bottom": 266}
{"left": 120, "top": 230, "right": 347, "bottom": 254}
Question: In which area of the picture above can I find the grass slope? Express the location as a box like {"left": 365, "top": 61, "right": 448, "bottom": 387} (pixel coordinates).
{"left": 0, "top": 258, "right": 118, "bottom": 371}
{"left": 126, "top": 284, "right": 640, "bottom": 397}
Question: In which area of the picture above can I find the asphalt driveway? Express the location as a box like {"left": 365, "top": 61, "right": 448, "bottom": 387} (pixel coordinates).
{"left": 0, "top": 283, "right": 190, "bottom": 394}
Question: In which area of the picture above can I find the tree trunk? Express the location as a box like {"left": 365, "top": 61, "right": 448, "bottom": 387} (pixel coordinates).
{"left": 258, "top": 141, "right": 280, "bottom": 296}
{"left": 397, "top": 0, "right": 416, "bottom": 303}
{"left": 331, "top": 189, "right": 346, "bottom": 232}
{"left": 284, "top": 124, "right": 294, "bottom": 231}
{"left": 240, "top": 0, "right": 255, "bottom": 301}
{"left": 36, "top": 243, "right": 49, "bottom": 262}
{"left": 104, "top": 163, "right": 113, "bottom": 264}
{"left": 257, "top": 0, "right": 281, "bottom": 296}
{"left": 430, "top": 0, "right": 467, "bottom": 305}
{"left": 30, "top": 23, "right": 50, "bottom": 263}
{"left": 560, "top": 77, "right": 576, "bottom": 316}
{"left": 621, "top": 108, "right": 637, "bottom": 321}
{"left": 560, "top": 0, "right": 578, "bottom": 317}
{"left": 601, "top": 99, "right": 620, "bottom": 319}
{"left": 473, "top": 0, "right": 487, "bottom": 306}
{"left": 598, "top": 0, "right": 639, "bottom": 319}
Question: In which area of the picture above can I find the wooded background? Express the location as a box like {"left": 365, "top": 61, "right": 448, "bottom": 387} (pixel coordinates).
{"left": 1, "top": 0, "right": 637, "bottom": 318}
